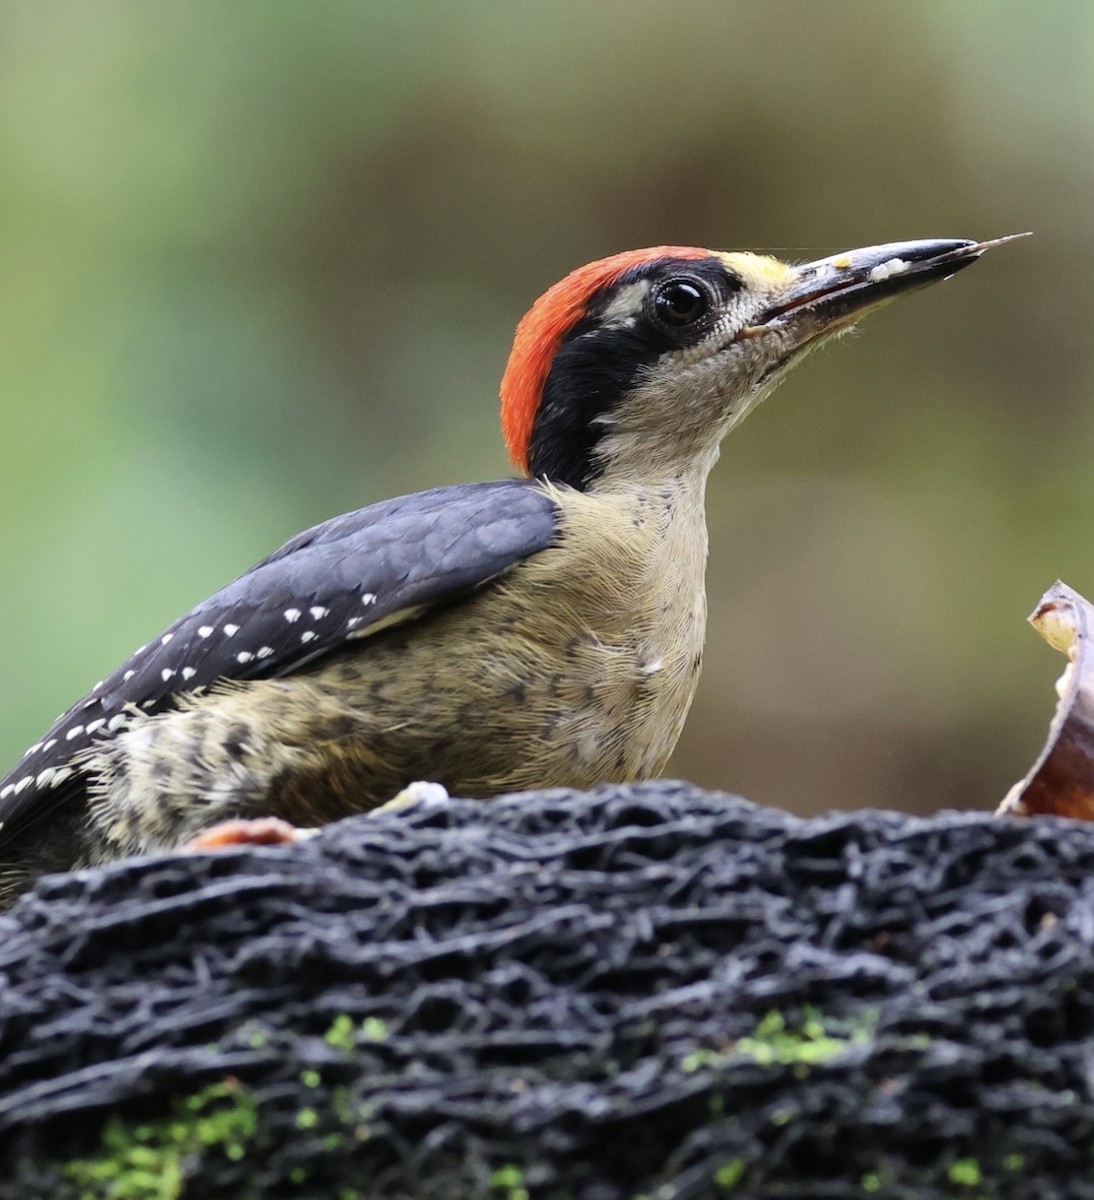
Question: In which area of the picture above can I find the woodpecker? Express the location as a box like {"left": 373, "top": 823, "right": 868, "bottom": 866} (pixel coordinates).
{"left": 0, "top": 236, "right": 1016, "bottom": 905}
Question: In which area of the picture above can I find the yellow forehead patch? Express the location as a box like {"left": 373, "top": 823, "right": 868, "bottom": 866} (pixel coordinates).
{"left": 715, "top": 251, "right": 797, "bottom": 293}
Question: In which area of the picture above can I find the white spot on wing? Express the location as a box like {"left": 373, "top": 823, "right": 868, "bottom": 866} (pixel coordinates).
{"left": 161, "top": 633, "right": 173, "bottom": 645}
{"left": 198, "top": 625, "right": 214, "bottom": 638}
{"left": 161, "top": 668, "right": 176, "bottom": 682}
{"left": 13, "top": 775, "right": 33, "bottom": 794}
{"left": 309, "top": 606, "right": 329, "bottom": 620}
{"left": 66, "top": 726, "right": 84, "bottom": 741}
{"left": 284, "top": 608, "right": 301, "bottom": 623}
{"left": 300, "top": 631, "right": 317, "bottom": 643}
{"left": 361, "top": 593, "right": 377, "bottom": 606}
{"left": 182, "top": 667, "right": 196, "bottom": 681}
{"left": 236, "top": 651, "right": 254, "bottom": 664}
{"left": 256, "top": 646, "right": 274, "bottom": 658}
{"left": 223, "top": 624, "right": 239, "bottom": 637}
{"left": 0, "top": 785, "right": 13, "bottom": 800}
{"left": 123, "top": 669, "right": 135, "bottom": 681}
{"left": 85, "top": 719, "right": 105, "bottom": 734}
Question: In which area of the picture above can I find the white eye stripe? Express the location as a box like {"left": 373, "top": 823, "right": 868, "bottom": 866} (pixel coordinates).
{"left": 596, "top": 280, "right": 651, "bottom": 325}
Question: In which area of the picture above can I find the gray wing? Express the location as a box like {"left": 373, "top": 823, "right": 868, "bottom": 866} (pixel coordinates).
{"left": 0, "top": 479, "right": 559, "bottom": 838}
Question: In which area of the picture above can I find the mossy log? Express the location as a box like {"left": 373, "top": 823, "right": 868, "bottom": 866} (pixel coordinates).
{"left": 2, "top": 782, "right": 1093, "bottom": 1198}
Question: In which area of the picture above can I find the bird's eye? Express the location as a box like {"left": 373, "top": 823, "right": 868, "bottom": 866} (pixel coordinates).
{"left": 652, "top": 280, "right": 709, "bottom": 328}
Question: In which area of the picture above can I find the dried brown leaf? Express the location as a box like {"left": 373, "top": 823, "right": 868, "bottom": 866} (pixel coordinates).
{"left": 998, "top": 580, "right": 1094, "bottom": 819}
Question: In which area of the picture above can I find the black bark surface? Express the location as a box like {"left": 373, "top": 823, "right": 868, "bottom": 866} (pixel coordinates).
{"left": 1, "top": 781, "right": 1091, "bottom": 1198}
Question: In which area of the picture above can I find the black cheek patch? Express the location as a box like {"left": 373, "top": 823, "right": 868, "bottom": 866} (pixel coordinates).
{"left": 528, "top": 321, "right": 662, "bottom": 490}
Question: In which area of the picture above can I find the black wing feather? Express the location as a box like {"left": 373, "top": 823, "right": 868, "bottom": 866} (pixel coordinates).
{"left": 0, "top": 479, "right": 558, "bottom": 837}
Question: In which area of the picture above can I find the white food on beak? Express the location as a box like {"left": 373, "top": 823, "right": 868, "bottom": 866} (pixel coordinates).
{"left": 867, "top": 258, "right": 909, "bottom": 283}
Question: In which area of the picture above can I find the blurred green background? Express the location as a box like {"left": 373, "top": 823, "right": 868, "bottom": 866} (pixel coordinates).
{"left": 0, "top": 2, "right": 1088, "bottom": 818}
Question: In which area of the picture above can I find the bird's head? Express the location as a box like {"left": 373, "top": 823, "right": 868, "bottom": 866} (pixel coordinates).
{"left": 501, "top": 237, "right": 1021, "bottom": 490}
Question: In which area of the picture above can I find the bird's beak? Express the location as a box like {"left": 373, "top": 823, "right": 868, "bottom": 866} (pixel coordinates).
{"left": 742, "top": 234, "right": 1028, "bottom": 344}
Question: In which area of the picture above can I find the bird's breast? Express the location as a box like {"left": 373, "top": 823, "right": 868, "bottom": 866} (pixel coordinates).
{"left": 484, "top": 480, "right": 710, "bottom": 782}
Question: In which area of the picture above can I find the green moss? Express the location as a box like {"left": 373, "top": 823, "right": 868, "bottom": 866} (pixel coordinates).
{"left": 361, "top": 1016, "right": 389, "bottom": 1042}
{"left": 948, "top": 1158, "right": 983, "bottom": 1187}
{"left": 489, "top": 1163, "right": 529, "bottom": 1200}
{"left": 323, "top": 1012, "right": 390, "bottom": 1050}
{"left": 737, "top": 1008, "right": 866, "bottom": 1067}
{"left": 331, "top": 1085, "right": 354, "bottom": 1124}
{"left": 682, "top": 1047, "right": 722, "bottom": 1073}
{"left": 714, "top": 1158, "right": 745, "bottom": 1190}
{"left": 324, "top": 1013, "right": 357, "bottom": 1050}
{"left": 1003, "top": 1153, "right": 1026, "bottom": 1172}
{"left": 862, "top": 1173, "right": 881, "bottom": 1192}
{"left": 684, "top": 1007, "right": 878, "bottom": 1075}
{"left": 63, "top": 1081, "right": 259, "bottom": 1200}
{"left": 59, "top": 1045, "right": 383, "bottom": 1197}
